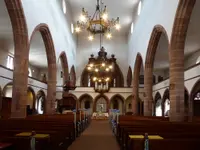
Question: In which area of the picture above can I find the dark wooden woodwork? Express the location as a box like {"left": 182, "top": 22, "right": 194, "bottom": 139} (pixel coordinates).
{"left": 1, "top": 97, "right": 12, "bottom": 118}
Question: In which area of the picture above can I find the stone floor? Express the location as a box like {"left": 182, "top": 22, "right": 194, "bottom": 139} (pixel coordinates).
{"left": 68, "top": 120, "right": 120, "bottom": 150}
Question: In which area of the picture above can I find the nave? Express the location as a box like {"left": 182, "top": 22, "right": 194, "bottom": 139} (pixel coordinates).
{"left": 68, "top": 120, "right": 120, "bottom": 150}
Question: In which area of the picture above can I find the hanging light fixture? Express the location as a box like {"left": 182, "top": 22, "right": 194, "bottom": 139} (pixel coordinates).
{"left": 74, "top": 0, "right": 120, "bottom": 41}
{"left": 85, "top": 47, "right": 116, "bottom": 93}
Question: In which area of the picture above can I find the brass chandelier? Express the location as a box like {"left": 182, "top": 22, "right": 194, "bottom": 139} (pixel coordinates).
{"left": 75, "top": 0, "right": 121, "bottom": 41}
{"left": 86, "top": 47, "right": 116, "bottom": 93}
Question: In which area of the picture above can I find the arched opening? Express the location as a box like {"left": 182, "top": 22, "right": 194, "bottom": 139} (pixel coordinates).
{"left": 58, "top": 51, "right": 69, "bottom": 85}
{"left": 93, "top": 95, "right": 109, "bottom": 112}
{"left": 144, "top": 25, "right": 169, "bottom": 116}
{"left": 154, "top": 92, "right": 162, "bottom": 116}
{"left": 138, "top": 98, "right": 144, "bottom": 116}
{"left": 30, "top": 24, "right": 57, "bottom": 114}
{"left": 110, "top": 94, "right": 125, "bottom": 114}
{"left": 70, "top": 65, "right": 76, "bottom": 87}
{"left": 79, "top": 94, "right": 93, "bottom": 111}
{"left": 0, "top": 86, "right": 2, "bottom": 113}
{"left": 26, "top": 87, "right": 36, "bottom": 115}
{"left": 162, "top": 89, "right": 169, "bottom": 117}
{"left": 35, "top": 90, "right": 46, "bottom": 114}
{"left": 169, "top": 0, "right": 196, "bottom": 121}
{"left": 132, "top": 53, "right": 144, "bottom": 114}
{"left": 125, "top": 95, "right": 132, "bottom": 113}
{"left": 127, "top": 66, "right": 132, "bottom": 87}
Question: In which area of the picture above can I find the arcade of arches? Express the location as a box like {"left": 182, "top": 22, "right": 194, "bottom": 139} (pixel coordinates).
{"left": 0, "top": 0, "right": 200, "bottom": 120}
{"left": 1, "top": 0, "right": 200, "bottom": 149}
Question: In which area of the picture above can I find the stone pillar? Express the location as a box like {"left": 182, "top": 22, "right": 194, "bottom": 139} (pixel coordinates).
{"left": 144, "top": 65, "right": 153, "bottom": 116}
{"left": 169, "top": 50, "right": 185, "bottom": 122}
{"left": 45, "top": 80, "right": 56, "bottom": 114}
{"left": 11, "top": 54, "right": 29, "bottom": 118}
{"left": 132, "top": 84, "right": 139, "bottom": 115}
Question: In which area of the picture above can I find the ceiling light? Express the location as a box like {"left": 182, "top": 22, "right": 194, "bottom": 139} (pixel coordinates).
{"left": 98, "top": 79, "right": 102, "bottom": 82}
{"left": 80, "top": 14, "right": 86, "bottom": 22}
{"left": 75, "top": 27, "right": 81, "bottom": 33}
{"left": 89, "top": 64, "right": 94, "bottom": 67}
{"left": 106, "top": 33, "right": 112, "bottom": 39}
{"left": 95, "top": 68, "right": 99, "bottom": 72}
{"left": 102, "top": 63, "right": 105, "bottom": 67}
{"left": 109, "top": 65, "right": 113, "bottom": 69}
{"left": 102, "top": 13, "right": 108, "bottom": 20}
{"left": 93, "top": 77, "right": 97, "bottom": 81}
{"left": 87, "top": 67, "right": 91, "bottom": 70}
{"left": 115, "top": 24, "right": 121, "bottom": 30}
{"left": 88, "top": 35, "right": 94, "bottom": 41}
{"left": 138, "top": 1, "right": 142, "bottom": 16}
{"left": 106, "top": 68, "right": 109, "bottom": 71}
{"left": 106, "top": 77, "right": 110, "bottom": 81}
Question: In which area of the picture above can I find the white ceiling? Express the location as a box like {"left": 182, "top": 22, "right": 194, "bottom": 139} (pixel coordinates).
{"left": 67, "top": 0, "right": 140, "bottom": 35}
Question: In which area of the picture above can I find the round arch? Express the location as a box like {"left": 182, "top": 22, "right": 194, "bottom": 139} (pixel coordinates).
{"left": 125, "top": 95, "right": 133, "bottom": 113}
{"left": 27, "top": 86, "right": 36, "bottom": 111}
{"left": 169, "top": 0, "right": 196, "bottom": 121}
{"left": 29, "top": 23, "right": 57, "bottom": 114}
{"left": 189, "top": 79, "right": 200, "bottom": 116}
{"left": 162, "top": 89, "right": 170, "bottom": 117}
{"left": 2, "top": 82, "right": 13, "bottom": 98}
{"left": 144, "top": 25, "right": 169, "bottom": 116}
{"left": 154, "top": 92, "right": 162, "bottom": 116}
{"left": 110, "top": 94, "right": 125, "bottom": 114}
{"left": 132, "top": 52, "right": 144, "bottom": 115}
{"left": 59, "top": 51, "right": 69, "bottom": 84}
{"left": 93, "top": 94, "right": 109, "bottom": 112}
{"left": 79, "top": 94, "right": 93, "bottom": 110}
{"left": 4, "top": 0, "right": 29, "bottom": 118}
{"left": 0, "top": 86, "right": 2, "bottom": 111}
{"left": 35, "top": 90, "right": 46, "bottom": 114}
{"left": 70, "top": 65, "right": 76, "bottom": 87}
{"left": 127, "top": 66, "right": 132, "bottom": 87}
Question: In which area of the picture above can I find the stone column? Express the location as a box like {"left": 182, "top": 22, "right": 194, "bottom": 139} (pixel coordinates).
{"left": 11, "top": 53, "right": 29, "bottom": 118}
{"left": 169, "top": 50, "right": 185, "bottom": 122}
{"left": 132, "top": 84, "right": 139, "bottom": 115}
{"left": 45, "top": 62, "right": 56, "bottom": 114}
{"left": 45, "top": 80, "right": 56, "bottom": 114}
{"left": 144, "top": 64, "right": 153, "bottom": 116}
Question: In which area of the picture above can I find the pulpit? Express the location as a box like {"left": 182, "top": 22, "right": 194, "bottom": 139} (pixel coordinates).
{"left": 60, "top": 92, "right": 77, "bottom": 110}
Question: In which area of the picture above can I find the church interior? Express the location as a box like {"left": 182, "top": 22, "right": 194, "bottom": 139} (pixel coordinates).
{"left": 0, "top": 0, "right": 200, "bottom": 149}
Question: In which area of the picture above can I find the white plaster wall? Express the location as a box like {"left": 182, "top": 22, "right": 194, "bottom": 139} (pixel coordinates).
{"left": 76, "top": 35, "right": 129, "bottom": 86}
{"left": 21, "top": 0, "right": 76, "bottom": 70}
{"left": 128, "top": 0, "right": 179, "bottom": 69}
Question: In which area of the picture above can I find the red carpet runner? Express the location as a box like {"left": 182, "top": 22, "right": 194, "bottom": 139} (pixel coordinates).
{"left": 68, "top": 120, "right": 120, "bottom": 150}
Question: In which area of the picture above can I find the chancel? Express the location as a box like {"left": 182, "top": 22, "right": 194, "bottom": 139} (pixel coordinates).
{"left": 0, "top": 0, "right": 200, "bottom": 149}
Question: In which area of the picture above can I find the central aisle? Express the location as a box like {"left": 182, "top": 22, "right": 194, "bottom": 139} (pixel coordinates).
{"left": 68, "top": 120, "right": 120, "bottom": 150}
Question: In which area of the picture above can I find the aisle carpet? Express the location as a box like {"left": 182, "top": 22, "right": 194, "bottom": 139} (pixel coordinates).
{"left": 68, "top": 120, "right": 120, "bottom": 150}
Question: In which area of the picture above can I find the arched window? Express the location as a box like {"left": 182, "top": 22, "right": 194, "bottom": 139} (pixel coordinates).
{"left": 194, "top": 92, "right": 200, "bottom": 100}
{"left": 137, "top": 1, "right": 142, "bottom": 15}
{"left": 155, "top": 99, "right": 162, "bottom": 116}
{"left": 62, "top": 0, "right": 66, "bottom": 14}
{"left": 85, "top": 101, "right": 90, "bottom": 109}
{"left": 28, "top": 68, "right": 32, "bottom": 77}
{"left": 164, "top": 99, "right": 170, "bottom": 117}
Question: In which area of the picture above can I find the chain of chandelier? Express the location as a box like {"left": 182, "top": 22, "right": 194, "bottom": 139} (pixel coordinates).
{"left": 74, "top": 0, "right": 121, "bottom": 41}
